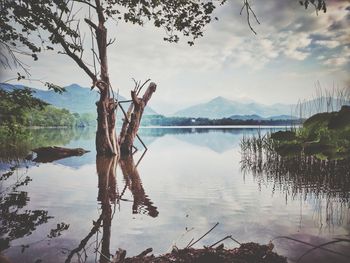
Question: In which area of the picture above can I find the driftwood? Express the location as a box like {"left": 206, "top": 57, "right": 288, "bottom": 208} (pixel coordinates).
{"left": 113, "top": 242, "right": 287, "bottom": 263}
{"left": 112, "top": 223, "right": 286, "bottom": 263}
{"left": 31, "top": 146, "right": 89, "bottom": 163}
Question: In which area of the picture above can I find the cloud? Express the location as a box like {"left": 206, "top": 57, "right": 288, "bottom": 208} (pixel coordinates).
{"left": 229, "top": 1, "right": 349, "bottom": 61}
{"left": 1, "top": 0, "right": 350, "bottom": 113}
{"left": 278, "top": 31, "right": 312, "bottom": 60}
{"left": 198, "top": 0, "right": 350, "bottom": 70}
{"left": 314, "top": 40, "right": 340, "bottom": 48}
{"left": 320, "top": 45, "right": 350, "bottom": 67}
{"left": 323, "top": 57, "right": 348, "bottom": 66}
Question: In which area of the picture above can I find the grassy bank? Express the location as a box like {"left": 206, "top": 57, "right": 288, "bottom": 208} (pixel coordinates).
{"left": 273, "top": 105, "right": 350, "bottom": 160}
{"left": 241, "top": 105, "right": 350, "bottom": 161}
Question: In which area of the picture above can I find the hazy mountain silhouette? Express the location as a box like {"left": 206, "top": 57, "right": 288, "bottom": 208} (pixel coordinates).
{"left": 173, "top": 96, "right": 350, "bottom": 119}
{"left": 229, "top": 114, "right": 297, "bottom": 120}
{"left": 173, "top": 96, "right": 292, "bottom": 118}
{"left": 1, "top": 83, "right": 157, "bottom": 115}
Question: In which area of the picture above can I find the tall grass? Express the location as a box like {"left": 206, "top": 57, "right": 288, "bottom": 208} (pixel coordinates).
{"left": 294, "top": 82, "right": 350, "bottom": 121}
{"left": 240, "top": 130, "right": 350, "bottom": 201}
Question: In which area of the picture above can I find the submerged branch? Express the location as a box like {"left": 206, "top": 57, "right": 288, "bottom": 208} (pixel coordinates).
{"left": 31, "top": 146, "right": 89, "bottom": 163}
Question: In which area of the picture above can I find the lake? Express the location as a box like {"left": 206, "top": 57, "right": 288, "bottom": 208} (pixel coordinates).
{"left": 1, "top": 127, "right": 349, "bottom": 263}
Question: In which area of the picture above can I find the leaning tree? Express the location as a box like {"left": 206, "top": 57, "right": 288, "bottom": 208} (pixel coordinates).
{"left": 0, "top": 0, "right": 326, "bottom": 156}
{"left": 0, "top": 0, "right": 229, "bottom": 156}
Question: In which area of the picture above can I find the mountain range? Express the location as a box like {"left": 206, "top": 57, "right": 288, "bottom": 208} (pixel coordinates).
{"left": 2, "top": 83, "right": 348, "bottom": 120}
{"left": 173, "top": 96, "right": 293, "bottom": 119}
{"left": 172, "top": 96, "right": 349, "bottom": 119}
{"left": 0, "top": 83, "right": 157, "bottom": 115}
{"left": 228, "top": 114, "right": 296, "bottom": 120}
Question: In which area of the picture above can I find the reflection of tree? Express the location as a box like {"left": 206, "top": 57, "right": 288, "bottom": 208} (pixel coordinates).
{"left": 241, "top": 152, "right": 350, "bottom": 201}
{"left": 0, "top": 167, "right": 53, "bottom": 251}
{"left": 241, "top": 148, "right": 350, "bottom": 227}
{"left": 119, "top": 155, "right": 159, "bottom": 218}
{"left": 0, "top": 128, "right": 95, "bottom": 162}
{"left": 97, "top": 156, "right": 117, "bottom": 263}
{"left": 65, "top": 154, "right": 158, "bottom": 262}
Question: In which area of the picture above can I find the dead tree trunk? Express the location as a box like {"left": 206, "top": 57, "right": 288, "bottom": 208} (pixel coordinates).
{"left": 93, "top": 0, "right": 118, "bottom": 156}
{"left": 95, "top": 85, "right": 118, "bottom": 156}
{"left": 79, "top": 0, "right": 119, "bottom": 156}
{"left": 119, "top": 82, "right": 157, "bottom": 155}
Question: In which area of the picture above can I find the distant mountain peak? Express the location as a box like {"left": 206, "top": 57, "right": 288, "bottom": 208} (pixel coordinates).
{"left": 207, "top": 96, "right": 234, "bottom": 106}
{"left": 212, "top": 95, "right": 225, "bottom": 100}
{"left": 174, "top": 95, "right": 293, "bottom": 119}
{"left": 66, "top": 83, "right": 83, "bottom": 89}
{"left": 210, "top": 96, "right": 229, "bottom": 102}
{"left": 0, "top": 83, "right": 157, "bottom": 115}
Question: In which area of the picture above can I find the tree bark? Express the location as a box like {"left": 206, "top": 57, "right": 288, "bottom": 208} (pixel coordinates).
{"left": 119, "top": 82, "right": 157, "bottom": 155}
{"left": 94, "top": 0, "right": 118, "bottom": 156}
{"left": 95, "top": 88, "right": 118, "bottom": 156}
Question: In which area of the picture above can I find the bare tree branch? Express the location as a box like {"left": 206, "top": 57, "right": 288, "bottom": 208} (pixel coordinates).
{"left": 240, "top": 0, "right": 260, "bottom": 35}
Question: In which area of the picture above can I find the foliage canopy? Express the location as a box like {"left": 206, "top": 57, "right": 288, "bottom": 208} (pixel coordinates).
{"left": 0, "top": 87, "right": 48, "bottom": 125}
{"left": 0, "top": 0, "right": 227, "bottom": 72}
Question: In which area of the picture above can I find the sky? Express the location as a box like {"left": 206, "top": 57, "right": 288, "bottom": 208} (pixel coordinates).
{"left": 1, "top": 0, "right": 350, "bottom": 115}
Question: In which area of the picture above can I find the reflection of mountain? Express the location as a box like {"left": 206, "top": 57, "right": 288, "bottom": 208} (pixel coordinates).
{"left": 2, "top": 127, "right": 281, "bottom": 169}
{"left": 139, "top": 127, "right": 279, "bottom": 153}
{"left": 174, "top": 130, "right": 243, "bottom": 153}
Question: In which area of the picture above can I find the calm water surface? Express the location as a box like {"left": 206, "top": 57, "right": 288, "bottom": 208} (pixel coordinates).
{"left": 1, "top": 127, "right": 349, "bottom": 263}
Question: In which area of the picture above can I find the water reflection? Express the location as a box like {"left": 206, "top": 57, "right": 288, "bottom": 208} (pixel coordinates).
{"left": 119, "top": 155, "right": 159, "bottom": 218}
{"left": 0, "top": 128, "right": 95, "bottom": 165}
{"left": 0, "top": 127, "right": 268, "bottom": 166}
{"left": 241, "top": 146, "right": 350, "bottom": 201}
{"left": 0, "top": 165, "right": 65, "bottom": 253}
{"left": 241, "top": 143, "right": 350, "bottom": 227}
{"left": 65, "top": 154, "right": 158, "bottom": 262}
{"left": 1, "top": 127, "right": 349, "bottom": 262}
{"left": 138, "top": 127, "right": 273, "bottom": 153}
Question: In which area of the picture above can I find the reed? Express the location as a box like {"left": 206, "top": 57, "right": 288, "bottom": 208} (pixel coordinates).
{"left": 293, "top": 83, "right": 350, "bottom": 121}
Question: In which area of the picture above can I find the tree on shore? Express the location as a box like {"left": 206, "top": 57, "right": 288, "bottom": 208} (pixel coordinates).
{"left": 0, "top": 0, "right": 228, "bottom": 155}
{"left": 0, "top": 0, "right": 327, "bottom": 156}
{"left": 0, "top": 87, "right": 48, "bottom": 127}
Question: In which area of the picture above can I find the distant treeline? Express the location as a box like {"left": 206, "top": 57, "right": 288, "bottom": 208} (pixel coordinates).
{"left": 0, "top": 87, "right": 95, "bottom": 128}
{"left": 25, "top": 107, "right": 96, "bottom": 127}
{"left": 141, "top": 115, "right": 299, "bottom": 126}
{"left": 0, "top": 87, "right": 297, "bottom": 129}
{"left": 1, "top": 105, "right": 96, "bottom": 128}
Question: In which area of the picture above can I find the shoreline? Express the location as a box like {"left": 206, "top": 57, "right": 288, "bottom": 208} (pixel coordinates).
{"left": 1, "top": 125, "right": 298, "bottom": 130}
